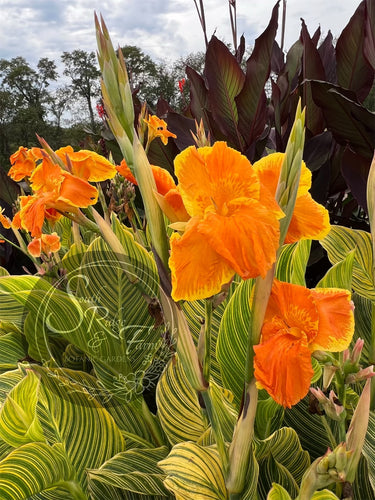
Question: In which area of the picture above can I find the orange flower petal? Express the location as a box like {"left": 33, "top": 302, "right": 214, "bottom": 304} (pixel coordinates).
{"left": 154, "top": 189, "right": 190, "bottom": 223}
{"left": 174, "top": 146, "right": 211, "bottom": 217}
{"left": 30, "top": 157, "right": 64, "bottom": 193}
{"left": 116, "top": 159, "right": 138, "bottom": 184}
{"left": 253, "top": 152, "right": 330, "bottom": 243}
{"left": 151, "top": 165, "right": 177, "bottom": 195}
{"left": 41, "top": 233, "right": 61, "bottom": 253}
{"left": 9, "top": 146, "right": 38, "bottom": 181}
{"left": 263, "top": 280, "right": 319, "bottom": 344}
{"left": 0, "top": 208, "right": 11, "bottom": 229}
{"left": 310, "top": 288, "right": 355, "bottom": 352}
{"left": 254, "top": 332, "right": 314, "bottom": 408}
{"left": 56, "top": 172, "right": 98, "bottom": 209}
{"left": 197, "top": 200, "right": 280, "bottom": 279}
{"left": 19, "top": 195, "right": 48, "bottom": 237}
{"left": 67, "top": 149, "right": 117, "bottom": 182}
{"left": 169, "top": 217, "right": 234, "bottom": 301}
{"left": 27, "top": 238, "right": 42, "bottom": 257}
{"left": 254, "top": 152, "right": 311, "bottom": 196}
{"left": 175, "top": 142, "right": 262, "bottom": 218}
{"left": 285, "top": 193, "right": 331, "bottom": 244}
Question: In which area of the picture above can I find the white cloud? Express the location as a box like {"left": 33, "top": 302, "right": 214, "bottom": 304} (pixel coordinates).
{"left": 0, "top": 0, "right": 362, "bottom": 70}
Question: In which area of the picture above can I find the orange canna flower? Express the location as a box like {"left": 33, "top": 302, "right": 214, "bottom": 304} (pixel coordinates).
{"left": 17, "top": 155, "right": 98, "bottom": 238}
{"left": 9, "top": 146, "right": 43, "bottom": 182}
{"left": 117, "top": 159, "right": 189, "bottom": 222}
{"left": 253, "top": 152, "right": 330, "bottom": 244}
{"left": 253, "top": 279, "right": 354, "bottom": 408}
{"left": 169, "top": 142, "right": 284, "bottom": 301}
{"left": 55, "top": 146, "right": 117, "bottom": 182}
{"left": 144, "top": 115, "right": 177, "bottom": 145}
{"left": 27, "top": 232, "right": 61, "bottom": 258}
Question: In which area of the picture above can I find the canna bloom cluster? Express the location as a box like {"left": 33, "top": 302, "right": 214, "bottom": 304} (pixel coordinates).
{"left": 1, "top": 144, "right": 117, "bottom": 257}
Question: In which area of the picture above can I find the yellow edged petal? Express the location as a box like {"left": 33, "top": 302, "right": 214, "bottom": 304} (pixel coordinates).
{"left": 310, "top": 288, "right": 355, "bottom": 352}
{"left": 169, "top": 217, "right": 234, "bottom": 301}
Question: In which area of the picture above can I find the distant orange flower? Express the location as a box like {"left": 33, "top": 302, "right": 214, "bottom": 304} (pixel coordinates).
{"left": 253, "top": 152, "right": 330, "bottom": 244}
{"left": 9, "top": 146, "right": 43, "bottom": 181}
{"left": 0, "top": 208, "right": 12, "bottom": 229}
{"left": 16, "top": 155, "right": 98, "bottom": 238}
{"left": 55, "top": 146, "right": 116, "bottom": 182}
{"left": 169, "top": 142, "right": 284, "bottom": 301}
{"left": 254, "top": 279, "right": 354, "bottom": 408}
{"left": 27, "top": 232, "right": 61, "bottom": 258}
{"left": 144, "top": 115, "right": 177, "bottom": 145}
{"left": 117, "top": 159, "right": 189, "bottom": 222}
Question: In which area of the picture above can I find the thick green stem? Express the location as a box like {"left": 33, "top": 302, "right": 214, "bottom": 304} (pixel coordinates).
{"left": 200, "top": 388, "right": 228, "bottom": 473}
{"left": 57, "top": 480, "right": 88, "bottom": 500}
{"left": 321, "top": 416, "right": 337, "bottom": 450}
{"left": 203, "top": 298, "right": 213, "bottom": 383}
{"left": 226, "top": 379, "right": 258, "bottom": 494}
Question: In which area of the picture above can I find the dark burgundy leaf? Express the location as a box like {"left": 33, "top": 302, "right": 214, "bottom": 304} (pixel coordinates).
{"left": 300, "top": 19, "right": 326, "bottom": 135}
{"left": 235, "top": 1, "right": 279, "bottom": 146}
{"left": 336, "top": 0, "right": 375, "bottom": 101}
{"left": 364, "top": 0, "right": 375, "bottom": 69}
{"left": 303, "top": 131, "right": 333, "bottom": 172}
{"left": 271, "top": 40, "right": 284, "bottom": 74}
{"left": 186, "top": 66, "right": 209, "bottom": 126}
{"left": 310, "top": 80, "right": 375, "bottom": 158}
{"left": 318, "top": 31, "right": 337, "bottom": 83}
{"left": 341, "top": 147, "right": 372, "bottom": 211}
{"left": 0, "top": 171, "right": 20, "bottom": 207}
{"left": 204, "top": 36, "right": 245, "bottom": 150}
{"left": 167, "top": 112, "right": 197, "bottom": 152}
{"left": 311, "top": 26, "right": 321, "bottom": 47}
{"left": 236, "top": 34, "right": 246, "bottom": 65}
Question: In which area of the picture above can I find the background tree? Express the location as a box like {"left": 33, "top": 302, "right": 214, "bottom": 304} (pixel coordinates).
{"left": 61, "top": 50, "right": 101, "bottom": 131}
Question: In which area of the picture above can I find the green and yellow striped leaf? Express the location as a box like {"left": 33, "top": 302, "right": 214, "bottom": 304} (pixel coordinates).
{"left": 0, "top": 370, "right": 44, "bottom": 447}
{"left": 267, "top": 484, "right": 339, "bottom": 499}
{"left": 35, "top": 365, "right": 126, "bottom": 491}
{"left": 0, "top": 328, "right": 28, "bottom": 373}
{"left": 156, "top": 355, "right": 209, "bottom": 445}
{"left": 0, "top": 442, "right": 84, "bottom": 500}
{"left": 88, "top": 446, "right": 170, "bottom": 497}
{"left": 320, "top": 226, "right": 375, "bottom": 300}
{"left": 266, "top": 483, "right": 292, "bottom": 500}
{"left": 276, "top": 240, "right": 312, "bottom": 286}
{"left": 362, "top": 411, "right": 375, "bottom": 496}
{"left": 283, "top": 398, "right": 331, "bottom": 461}
{"left": 0, "top": 267, "right": 9, "bottom": 277}
{"left": 217, "top": 279, "right": 254, "bottom": 406}
{"left": 316, "top": 248, "right": 355, "bottom": 290}
{"left": 158, "top": 442, "right": 227, "bottom": 500}
{"left": 256, "top": 427, "right": 310, "bottom": 499}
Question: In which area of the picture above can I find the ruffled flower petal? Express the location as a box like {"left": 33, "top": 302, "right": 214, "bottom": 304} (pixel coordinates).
{"left": 262, "top": 280, "right": 319, "bottom": 344}
{"left": 169, "top": 217, "right": 234, "bottom": 301}
{"left": 9, "top": 146, "right": 40, "bottom": 182}
{"left": 285, "top": 193, "right": 331, "bottom": 244}
{"left": 253, "top": 152, "right": 330, "bottom": 243}
{"left": 154, "top": 189, "right": 190, "bottom": 223}
{"left": 197, "top": 200, "right": 280, "bottom": 279}
{"left": 57, "top": 172, "right": 98, "bottom": 208}
{"left": 254, "top": 332, "right": 314, "bottom": 408}
{"left": 310, "top": 288, "right": 355, "bottom": 352}
{"left": 56, "top": 146, "right": 116, "bottom": 182}
{"left": 18, "top": 195, "right": 49, "bottom": 237}
{"left": 0, "top": 208, "right": 12, "bottom": 229}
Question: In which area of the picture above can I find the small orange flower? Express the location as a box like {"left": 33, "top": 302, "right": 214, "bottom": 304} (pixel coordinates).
{"left": 144, "top": 115, "right": 177, "bottom": 145}
{"left": 9, "top": 146, "right": 43, "bottom": 181}
{"left": 253, "top": 279, "right": 354, "bottom": 408}
{"left": 0, "top": 208, "right": 12, "bottom": 229}
{"left": 27, "top": 232, "right": 61, "bottom": 258}
{"left": 253, "top": 152, "right": 330, "bottom": 244}
{"left": 55, "top": 146, "right": 116, "bottom": 182}
{"left": 169, "top": 142, "right": 284, "bottom": 301}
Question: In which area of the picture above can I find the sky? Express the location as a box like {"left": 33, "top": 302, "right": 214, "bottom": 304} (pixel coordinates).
{"left": 0, "top": 0, "right": 362, "bottom": 69}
